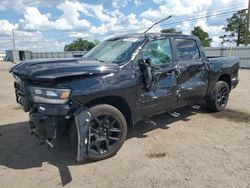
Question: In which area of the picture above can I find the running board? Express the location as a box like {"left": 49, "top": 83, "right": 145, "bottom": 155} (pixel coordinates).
{"left": 190, "top": 105, "right": 200, "bottom": 110}
{"left": 168, "top": 112, "right": 181, "bottom": 118}
{"left": 143, "top": 119, "right": 157, "bottom": 126}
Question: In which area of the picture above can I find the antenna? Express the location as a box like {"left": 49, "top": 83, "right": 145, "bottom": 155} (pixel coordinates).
{"left": 144, "top": 15, "right": 172, "bottom": 33}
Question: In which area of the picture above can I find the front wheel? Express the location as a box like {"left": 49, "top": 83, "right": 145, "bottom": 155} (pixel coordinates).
{"left": 70, "top": 104, "right": 127, "bottom": 161}
{"left": 206, "top": 81, "right": 230, "bottom": 112}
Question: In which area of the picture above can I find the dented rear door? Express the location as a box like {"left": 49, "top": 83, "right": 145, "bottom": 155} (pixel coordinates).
{"left": 174, "top": 38, "right": 209, "bottom": 103}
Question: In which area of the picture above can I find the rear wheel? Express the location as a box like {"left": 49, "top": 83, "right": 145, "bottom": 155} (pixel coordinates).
{"left": 70, "top": 104, "right": 127, "bottom": 161}
{"left": 206, "top": 81, "right": 230, "bottom": 112}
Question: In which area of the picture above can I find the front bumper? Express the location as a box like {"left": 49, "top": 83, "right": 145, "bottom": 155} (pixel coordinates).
{"left": 30, "top": 104, "right": 93, "bottom": 162}
{"left": 13, "top": 79, "right": 92, "bottom": 162}
{"left": 29, "top": 103, "right": 71, "bottom": 142}
{"left": 14, "top": 80, "right": 73, "bottom": 141}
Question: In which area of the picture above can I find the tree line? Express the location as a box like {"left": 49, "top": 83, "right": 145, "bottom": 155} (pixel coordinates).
{"left": 64, "top": 10, "right": 250, "bottom": 51}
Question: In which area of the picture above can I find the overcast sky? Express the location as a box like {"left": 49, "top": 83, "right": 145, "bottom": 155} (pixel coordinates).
{"left": 0, "top": 0, "right": 248, "bottom": 51}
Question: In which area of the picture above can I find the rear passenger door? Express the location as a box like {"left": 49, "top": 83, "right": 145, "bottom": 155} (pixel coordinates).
{"left": 174, "top": 38, "right": 209, "bottom": 103}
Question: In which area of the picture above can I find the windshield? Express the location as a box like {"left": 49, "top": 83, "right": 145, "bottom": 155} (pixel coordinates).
{"left": 83, "top": 37, "right": 144, "bottom": 64}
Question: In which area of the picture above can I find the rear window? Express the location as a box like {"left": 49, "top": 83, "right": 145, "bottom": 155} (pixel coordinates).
{"left": 175, "top": 39, "right": 200, "bottom": 61}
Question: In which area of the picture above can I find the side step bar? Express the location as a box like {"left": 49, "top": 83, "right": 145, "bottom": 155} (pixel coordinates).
{"left": 190, "top": 105, "right": 200, "bottom": 110}
{"left": 141, "top": 104, "right": 202, "bottom": 129}
{"left": 168, "top": 112, "right": 181, "bottom": 118}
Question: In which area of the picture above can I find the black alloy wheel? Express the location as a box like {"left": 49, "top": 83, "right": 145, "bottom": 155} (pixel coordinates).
{"left": 89, "top": 114, "right": 123, "bottom": 156}
{"left": 216, "top": 85, "right": 229, "bottom": 108}
{"left": 87, "top": 104, "right": 127, "bottom": 160}
{"left": 206, "top": 81, "right": 230, "bottom": 112}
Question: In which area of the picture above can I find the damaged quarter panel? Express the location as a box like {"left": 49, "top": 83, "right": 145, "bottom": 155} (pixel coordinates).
{"left": 205, "top": 56, "right": 240, "bottom": 98}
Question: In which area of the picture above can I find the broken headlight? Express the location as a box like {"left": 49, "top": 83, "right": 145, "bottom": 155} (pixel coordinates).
{"left": 30, "top": 87, "right": 71, "bottom": 104}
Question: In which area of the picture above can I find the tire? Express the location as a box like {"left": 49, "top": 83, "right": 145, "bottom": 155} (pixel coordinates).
{"left": 206, "top": 81, "right": 230, "bottom": 112}
{"left": 70, "top": 104, "right": 127, "bottom": 161}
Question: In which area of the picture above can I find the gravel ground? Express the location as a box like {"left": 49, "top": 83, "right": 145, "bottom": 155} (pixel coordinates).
{"left": 0, "top": 61, "right": 249, "bottom": 188}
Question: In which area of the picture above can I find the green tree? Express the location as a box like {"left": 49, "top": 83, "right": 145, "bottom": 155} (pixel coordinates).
{"left": 161, "top": 28, "right": 182, "bottom": 34}
{"left": 64, "top": 38, "right": 99, "bottom": 51}
{"left": 191, "top": 26, "right": 212, "bottom": 47}
{"left": 221, "top": 10, "right": 250, "bottom": 46}
{"left": 219, "top": 35, "right": 234, "bottom": 47}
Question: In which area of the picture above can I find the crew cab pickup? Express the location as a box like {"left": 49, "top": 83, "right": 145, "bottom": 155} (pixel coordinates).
{"left": 10, "top": 33, "right": 239, "bottom": 162}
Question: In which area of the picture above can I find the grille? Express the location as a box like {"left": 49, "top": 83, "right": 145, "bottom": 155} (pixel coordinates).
{"left": 16, "top": 82, "right": 25, "bottom": 97}
{"left": 15, "top": 81, "right": 26, "bottom": 107}
{"left": 14, "top": 80, "right": 30, "bottom": 112}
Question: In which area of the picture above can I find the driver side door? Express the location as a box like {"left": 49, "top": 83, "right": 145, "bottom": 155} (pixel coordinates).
{"left": 136, "top": 38, "right": 178, "bottom": 116}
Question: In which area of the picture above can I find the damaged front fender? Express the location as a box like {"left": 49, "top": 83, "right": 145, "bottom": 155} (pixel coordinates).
{"left": 29, "top": 102, "right": 94, "bottom": 162}
{"left": 73, "top": 107, "right": 93, "bottom": 162}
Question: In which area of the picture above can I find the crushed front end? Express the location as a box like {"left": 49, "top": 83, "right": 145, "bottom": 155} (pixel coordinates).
{"left": 12, "top": 73, "right": 91, "bottom": 162}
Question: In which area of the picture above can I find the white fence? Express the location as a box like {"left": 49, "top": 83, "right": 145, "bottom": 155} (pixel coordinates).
{"left": 204, "top": 46, "right": 250, "bottom": 68}
{"left": 32, "top": 51, "right": 87, "bottom": 59}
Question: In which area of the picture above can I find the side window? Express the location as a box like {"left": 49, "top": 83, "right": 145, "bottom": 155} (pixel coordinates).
{"left": 175, "top": 39, "right": 200, "bottom": 61}
{"left": 142, "top": 39, "right": 172, "bottom": 65}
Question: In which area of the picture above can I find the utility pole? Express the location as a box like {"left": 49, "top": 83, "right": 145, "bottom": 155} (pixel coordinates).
{"left": 12, "top": 29, "right": 16, "bottom": 51}
{"left": 247, "top": 0, "right": 250, "bottom": 32}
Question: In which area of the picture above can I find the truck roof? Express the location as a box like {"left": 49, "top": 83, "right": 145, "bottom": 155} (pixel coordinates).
{"left": 108, "top": 33, "right": 197, "bottom": 40}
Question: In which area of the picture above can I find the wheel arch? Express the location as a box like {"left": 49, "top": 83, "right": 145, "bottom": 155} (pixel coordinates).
{"left": 85, "top": 96, "right": 133, "bottom": 127}
{"left": 217, "top": 74, "right": 231, "bottom": 90}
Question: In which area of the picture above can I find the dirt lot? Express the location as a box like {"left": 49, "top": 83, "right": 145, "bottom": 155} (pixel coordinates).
{"left": 0, "top": 61, "right": 249, "bottom": 188}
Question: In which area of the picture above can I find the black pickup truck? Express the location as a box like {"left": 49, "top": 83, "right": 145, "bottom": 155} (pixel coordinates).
{"left": 10, "top": 33, "right": 239, "bottom": 162}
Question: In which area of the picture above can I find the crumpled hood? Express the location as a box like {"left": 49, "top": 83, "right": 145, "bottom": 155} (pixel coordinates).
{"left": 10, "top": 58, "right": 120, "bottom": 81}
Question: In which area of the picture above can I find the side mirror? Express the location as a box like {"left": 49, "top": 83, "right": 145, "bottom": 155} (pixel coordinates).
{"left": 138, "top": 58, "right": 153, "bottom": 90}
{"left": 138, "top": 58, "right": 151, "bottom": 67}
